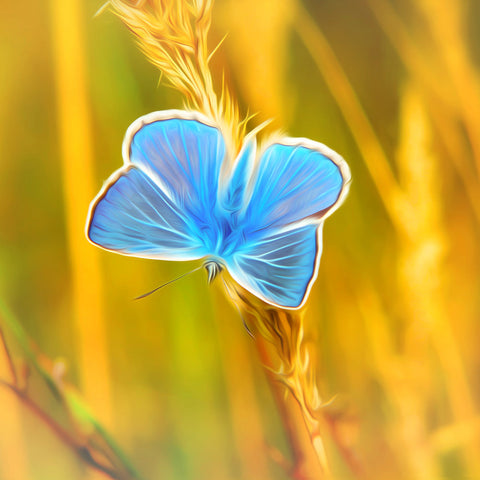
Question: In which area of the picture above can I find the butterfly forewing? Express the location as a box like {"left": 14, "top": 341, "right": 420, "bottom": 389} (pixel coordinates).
{"left": 244, "top": 140, "right": 347, "bottom": 232}
{"left": 127, "top": 112, "right": 226, "bottom": 219}
{"left": 87, "top": 166, "right": 207, "bottom": 260}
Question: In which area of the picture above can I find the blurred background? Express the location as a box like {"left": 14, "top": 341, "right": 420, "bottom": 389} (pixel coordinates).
{"left": 1, "top": 0, "right": 480, "bottom": 479}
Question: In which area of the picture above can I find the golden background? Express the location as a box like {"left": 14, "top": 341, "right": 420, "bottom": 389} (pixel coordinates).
{"left": 0, "top": 0, "right": 479, "bottom": 479}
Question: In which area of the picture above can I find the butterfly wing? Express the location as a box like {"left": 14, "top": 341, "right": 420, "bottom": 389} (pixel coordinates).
{"left": 125, "top": 110, "right": 226, "bottom": 220}
{"left": 87, "top": 166, "right": 208, "bottom": 260}
{"left": 86, "top": 111, "right": 226, "bottom": 260}
{"left": 244, "top": 138, "right": 350, "bottom": 230}
{"left": 227, "top": 138, "right": 350, "bottom": 308}
{"left": 228, "top": 224, "right": 322, "bottom": 308}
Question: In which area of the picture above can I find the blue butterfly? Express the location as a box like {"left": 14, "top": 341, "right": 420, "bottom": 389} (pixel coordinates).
{"left": 86, "top": 110, "right": 350, "bottom": 309}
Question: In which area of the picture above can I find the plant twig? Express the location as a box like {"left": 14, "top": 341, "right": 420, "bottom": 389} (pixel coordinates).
{"left": 0, "top": 326, "right": 18, "bottom": 387}
{"left": 0, "top": 305, "right": 144, "bottom": 480}
{"left": 0, "top": 380, "right": 122, "bottom": 480}
{"left": 323, "top": 412, "right": 366, "bottom": 480}
{"left": 223, "top": 278, "right": 330, "bottom": 479}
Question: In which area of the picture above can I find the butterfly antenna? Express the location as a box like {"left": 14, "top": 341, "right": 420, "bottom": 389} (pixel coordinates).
{"left": 94, "top": 1, "right": 110, "bottom": 17}
{"left": 134, "top": 266, "right": 203, "bottom": 300}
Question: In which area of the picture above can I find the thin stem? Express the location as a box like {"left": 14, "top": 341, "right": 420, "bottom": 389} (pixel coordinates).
{"left": 0, "top": 311, "right": 143, "bottom": 480}
{"left": 0, "top": 326, "right": 18, "bottom": 387}
{"left": 255, "top": 334, "right": 328, "bottom": 480}
{"left": 0, "top": 381, "right": 122, "bottom": 480}
{"left": 323, "top": 413, "right": 366, "bottom": 480}
{"left": 223, "top": 278, "right": 330, "bottom": 479}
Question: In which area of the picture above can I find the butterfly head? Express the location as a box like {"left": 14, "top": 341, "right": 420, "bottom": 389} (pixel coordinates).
{"left": 204, "top": 260, "right": 223, "bottom": 284}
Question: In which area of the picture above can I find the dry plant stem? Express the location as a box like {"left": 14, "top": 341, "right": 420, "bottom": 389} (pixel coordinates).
{"left": 323, "top": 415, "right": 365, "bottom": 480}
{"left": 0, "top": 321, "right": 140, "bottom": 480}
{"left": 0, "top": 327, "right": 18, "bottom": 387}
{"left": 108, "top": 1, "right": 336, "bottom": 477}
{"left": 225, "top": 280, "right": 329, "bottom": 479}
{"left": 255, "top": 334, "right": 327, "bottom": 480}
{"left": 0, "top": 381, "right": 122, "bottom": 480}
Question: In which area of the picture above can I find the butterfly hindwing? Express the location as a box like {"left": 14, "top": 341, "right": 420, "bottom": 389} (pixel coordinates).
{"left": 227, "top": 224, "right": 322, "bottom": 308}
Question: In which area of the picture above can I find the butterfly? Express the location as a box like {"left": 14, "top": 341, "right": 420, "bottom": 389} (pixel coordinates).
{"left": 86, "top": 110, "right": 351, "bottom": 309}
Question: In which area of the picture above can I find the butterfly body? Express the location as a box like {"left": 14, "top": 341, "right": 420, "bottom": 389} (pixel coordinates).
{"left": 190, "top": 204, "right": 244, "bottom": 259}
{"left": 204, "top": 260, "right": 223, "bottom": 284}
{"left": 86, "top": 110, "right": 350, "bottom": 309}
